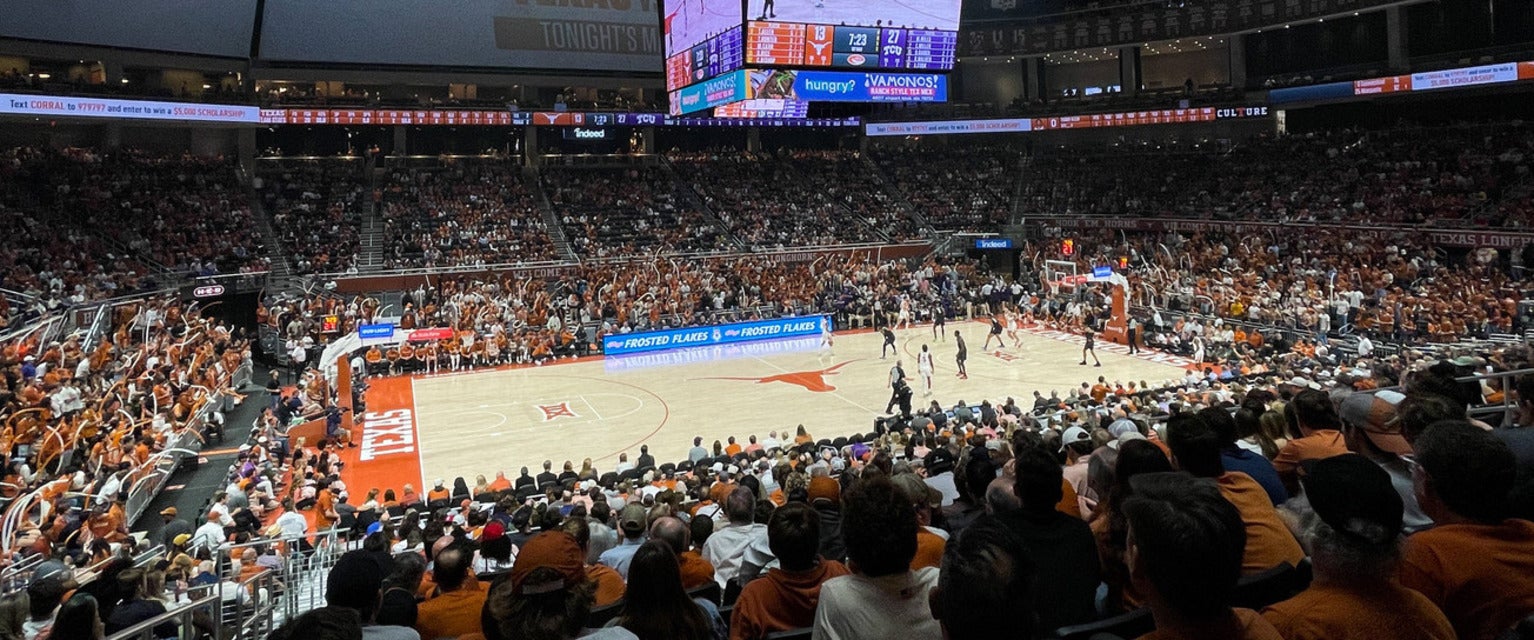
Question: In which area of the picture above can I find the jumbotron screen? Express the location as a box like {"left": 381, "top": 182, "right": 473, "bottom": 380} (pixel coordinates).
{"left": 746, "top": 0, "right": 961, "bottom": 71}
{"left": 663, "top": 0, "right": 746, "bottom": 92}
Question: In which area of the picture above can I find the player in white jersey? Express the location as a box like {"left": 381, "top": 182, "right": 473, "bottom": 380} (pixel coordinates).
{"left": 917, "top": 344, "right": 934, "bottom": 396}
{"left": 896, "top": 295, "right": 912, "bottom": 330}
{"left": 819, "top": 316, "right": 834, "bottom": 357}
{"left": 1003, "top": 308, "right": 1021, "bottom": 348}
{"left": 1011, "top": 307, "right": 1026, "bottom": 348}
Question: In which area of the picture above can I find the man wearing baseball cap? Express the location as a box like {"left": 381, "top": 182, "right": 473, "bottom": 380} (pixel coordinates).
{"left": 157, "top": 506, "right": 192, "bottom": 550}
{"left": 1338, "top": 390, "right": 1433, "bottom": 532}
{"left": 597, "top": 504, "right": 648, "bottom": 580}
{"left": 1060, "top": 425, "right": 1096, "bottom": 515}
{"left": 479, "top": 531, "right": 638, "bottom": 640}
{"left": 1261, "top": 454, "right": 1453, "bottom": 639}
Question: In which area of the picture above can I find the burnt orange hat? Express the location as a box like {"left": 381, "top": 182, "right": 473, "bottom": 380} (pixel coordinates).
{"left": 509, "top": 531, "right": 586, "bottom": 595}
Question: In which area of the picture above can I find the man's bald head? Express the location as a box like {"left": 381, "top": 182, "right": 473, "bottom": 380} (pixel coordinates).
{"left": 985, "top": 477, "right": 1020, "bottom": 515}
{"left": 649, "top": 516, "right": 689, "bottom": 558}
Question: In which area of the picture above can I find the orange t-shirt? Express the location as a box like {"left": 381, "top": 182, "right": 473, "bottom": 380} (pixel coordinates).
{"left": 1057, "top": 478, "right": 1082, "bottom": 519}
{"left": 1271, "top": 430, "right": 1348, "bottom": 494}
{"left": 428, "top": 488, "right": 450, "bottom": 502}
{"left": 1399, "top": 519, "right": 1534, "bottom": 640}
{"left": 1216, "top": 472, "right": 1305, "bottom": 575}
{"left": 725, "top": 443, "right": 743, "bottom": 457}
{"left": 909, "top": 529, "right": 946, "bottom": 571}
{"left": 588, "top": 564, "right": 626, "bottom": 607}
{"left": 1262, "top": 581, "right": 1454, "bottom": 640}
{"left": 415, "top": 581, "right": 487, "bottom": 640}
{"left": 315, "top": 490, "right": 336, "bottom": 531}
{"left": 679, "top": 551, "right": 716, "bottom": 590}
{"left": 1137, "top": 608, "right": 1283, "bottom": 640}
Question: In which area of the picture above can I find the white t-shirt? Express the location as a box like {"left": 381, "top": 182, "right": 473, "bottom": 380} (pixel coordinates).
{"left": 813, "top": 568, "right": 942, "bottom": 640}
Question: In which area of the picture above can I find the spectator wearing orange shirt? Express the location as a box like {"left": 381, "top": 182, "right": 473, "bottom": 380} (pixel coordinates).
{"left": 1272, "top": 390, "right": 1350, "bottom": 495}
{"left": 487, "top": 472, "right": 513, "bottom": 493}
{"left": 426, "top": 479, "right": 450, "bottom": 504}
{"left": 1165, "top": 413, "right": 1304, "bottom": 575}
{"left": 1262, "top": 454, "right": 1453, "bottom": 640}
{"left": 414, "top": 545, "right": 485, "bottom": 640}
{"left": 891, "top": 473, "right": 946, "bottom": 571}
{"left": 558, "top": 516, "right": 626, "bottom": 607}
{"left": 1124, "top": 473, "right": 1283, "bottom": 640}
{"left": 1399, "top": 420, "right": 1534, "bottom": 640}
{"left": 649, "top": 516, "right": 715, "bottom": 590}
{"left": 730, "top": 502, "right": 850, "bottom": 640}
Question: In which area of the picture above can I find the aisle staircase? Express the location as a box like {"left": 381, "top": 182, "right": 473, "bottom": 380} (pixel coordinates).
{"left": 248, "top": 191, "right": 303, "bottom": 291}
{"left": 356, "top": 166, "right": 387, "bottom": 272}
{"left": 657, "top": 156, "right": 745, "bottom": 250}
{"left": 860, "top": 154, "right": 934, "bottom": 234}
{"left": 527, "top": 166, "right": 578, "bottom": 261}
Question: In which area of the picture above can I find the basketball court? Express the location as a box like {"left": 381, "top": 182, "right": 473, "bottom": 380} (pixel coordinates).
{"left": 340, "top": 321, "right": 1195, "bottom": 493}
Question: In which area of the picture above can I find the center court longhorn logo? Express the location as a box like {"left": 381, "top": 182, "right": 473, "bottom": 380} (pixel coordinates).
{"left": 694, "top": 360, "right": 859, "bottom": 393}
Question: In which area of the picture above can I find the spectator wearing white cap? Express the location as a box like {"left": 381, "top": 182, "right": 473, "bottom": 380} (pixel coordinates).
{"left": 1060, "top": 425, "right": 1096, "bottom": 515}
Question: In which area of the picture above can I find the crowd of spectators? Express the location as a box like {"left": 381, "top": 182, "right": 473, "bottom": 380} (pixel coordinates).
{"left": 872, "top": 144, "right": 1021, "bottom": 232}
{"left": 668, "top": 151, "right": 892, "bottom": 249}
{"left": 0, "top": 293, "right": 254, "bottom": 571}
{"left": 1028, "top": 225, "right": 1533, "bottom": 346}
{"left": 380, "top": 161, "right": 559, "bottom": 269}
{"left": 0, "top": 148, "right": 156, "bottom": 326}
{"left": 48, "top": 149, "right": 267, "bottom": 277}
{"left": 286, "top": 307, "right": 1534, "bottom": 640}
{"left": 1025, "top": 123, "right": 1534, "bottom": 227}
{"left": 544, "top": 167, "right": 729, "bottom": 257}
{"left": 261, "top": 164, "right": 367, "bottom": 275}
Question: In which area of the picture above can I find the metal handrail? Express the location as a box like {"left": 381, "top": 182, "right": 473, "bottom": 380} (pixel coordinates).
{"left": 312, "top": 240, "right": 935, "bottom": 280}
{"left": 107, "top": 591, "right": 220, "bottom": 640}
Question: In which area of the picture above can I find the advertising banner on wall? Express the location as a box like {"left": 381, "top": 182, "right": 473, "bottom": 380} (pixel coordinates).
{"left": 602, "top": 315, "right": 831, "bottom": 356}
{"left": 0, "top": 94, "right": 262, "bottom": 123}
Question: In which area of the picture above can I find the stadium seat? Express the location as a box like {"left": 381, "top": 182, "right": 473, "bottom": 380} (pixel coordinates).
{"left": 427, "top": 498, "right": 451, "bottom": 512}
{"left": 659, "top": 463, "right": 676, "bottom": 475}
{"left": 687, "top": 581, "right": 722, "bottom": 606}
{"left": 473, "top": 492, "right": 498, "bottom": 504}
{"left": 515, "top": 486, "right": 539, "bottom": 502}
{"left": 831, "top": 437, "right": 848, "bottom": 448}
{"left": 599, "top": 472, "right": 621, "bottom": 487}
{"left": 1053, "top": 608, "right": 1154, "bottom": 640}
{"left": 764, "top": 628, "right": 811, "bottom": 640}
{"left": 1230, "top": 560, "right": 1311, "bottom": 611}
{"left": 587, "top": 599, "right": 625, "bottom": 628}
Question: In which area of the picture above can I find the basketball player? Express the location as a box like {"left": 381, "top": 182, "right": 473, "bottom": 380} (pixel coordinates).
{"left": 880, "top": 326, "right": 897, "bottom": 359}
{"left": 983, "top": 314, "right": 1005, "bottom": 351}
{"left": 819, "top": 317, "right": 834, "bottom": 356}
{"left": 1003, "top": 308, "right": 1021, "bottom": 348}
{"left": 917, "top": 344, "right": 934, "bottom": 397}
{"left": 954, "top": 330, "right": 968, "bottom": 379}
{"left": 1011, "top": 308, "right": 1026, "bottom": 348}
{"left": 1081, "top": 329, "right": 1102, "bottom": 367}
{"left": 931, "top": 301, "right": 946, "bottom": 340}
{"left": 896, "top": 295, "right": 912, "bottom": 331}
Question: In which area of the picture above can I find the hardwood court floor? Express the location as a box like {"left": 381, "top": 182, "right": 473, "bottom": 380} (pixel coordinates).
{"left": 391, "top": 321, "right": 1191, "bottom": 485}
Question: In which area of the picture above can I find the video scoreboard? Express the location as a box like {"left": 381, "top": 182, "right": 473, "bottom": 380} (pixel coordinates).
{"left": 663, "top": 0, "right": 962, "bottom": 114}
{"left": 747, "top": 22, "right": 956, "bottom": 71}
